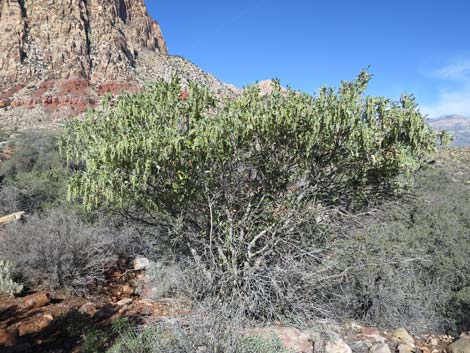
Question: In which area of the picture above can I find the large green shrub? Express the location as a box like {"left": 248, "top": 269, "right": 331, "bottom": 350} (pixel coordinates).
{"left": 61, "top": 73, "right": 436, "bottom": 319}
{"left": 62, "top": 73, "right": 434, "bottom": 213}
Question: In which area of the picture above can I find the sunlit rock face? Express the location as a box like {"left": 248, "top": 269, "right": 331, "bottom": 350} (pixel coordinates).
{"left": 0, "top": 0, "right": 167, "bottom": 83}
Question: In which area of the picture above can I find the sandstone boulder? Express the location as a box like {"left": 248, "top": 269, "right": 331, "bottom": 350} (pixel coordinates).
{"left": 447, "top": 336, "right": 470, "bottom": 353}
{"left": 370, "top": 343, "right": 392, "bottom": 353}
{"left": 22, "top": 293, "right": 51, "bottom": 309}
{"left": 391, "top": 328, "right": 415, "bottom": 346}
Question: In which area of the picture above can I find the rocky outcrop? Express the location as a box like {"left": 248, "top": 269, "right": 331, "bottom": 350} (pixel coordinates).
{"left": 0, "top": 0, "right": 234, "bottom": 129}
{"left": 0, "top": 0, "right": 167, "bottom": 83}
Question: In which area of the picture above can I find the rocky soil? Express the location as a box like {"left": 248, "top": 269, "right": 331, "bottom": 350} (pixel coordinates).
{"left": 1, "top": 258, "right": 468, "bottom": 353}
{"left": 0, "top": 259, "right": 189, "bottom": 352}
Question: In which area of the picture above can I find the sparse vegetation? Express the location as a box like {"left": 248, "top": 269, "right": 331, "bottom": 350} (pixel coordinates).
{"left": 0, "top": 130, "right": 70, "bottom": 214}
{"left": 109, "top": 304, "right": 293, "bottom": 353}
{"left": 0, "top": 210, "right": 146, "bottom": 294}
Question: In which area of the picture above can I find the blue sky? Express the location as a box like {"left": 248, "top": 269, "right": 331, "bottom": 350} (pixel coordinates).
{"left": 146, "top": 0, "right": 470, "bottom": 118}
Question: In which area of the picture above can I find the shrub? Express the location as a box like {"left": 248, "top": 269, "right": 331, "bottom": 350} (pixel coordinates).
{"left": 319, "top": 153, "right": 470, "bottom": 333}
{"left": 136, "top": 260, "right": 184, "bottom": 300}
{"left": 447, "top": 287, "right": 470, "bottom": 334}
{"left": 62, "top": 73, "right": 435, "bottom": 214}
{"left": 0, "top": 260, "right": 23, "bottom": 296}
{"left": 328, "top": 224, "right": 444, "bottom": 331}
{"left": 61, "top": 73, "right": 436, "bottom": 321}
{"left": 0, "top": 130, "right": 70, "bottom": 214}
{"left": 0, "top": 210, "right": 145, "bottom": 294}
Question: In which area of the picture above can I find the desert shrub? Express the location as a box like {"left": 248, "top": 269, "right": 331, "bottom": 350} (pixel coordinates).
{"left": 61, "top": 73, "right": 436, "bottom": 321}
{"left": 447, "top": 287, "right": 470, "bottom": 334}
{"left": 62, "top": 73, "right": 435, "bottom": 214}
{"left": 0, "top": 210, "right": 145, "bottom": 294}
{"left": 0, "top": 130, "right": 70, "bottom": 214}
{"left": 136, "top": 260, "right": 185, "bottom": 300}
{"left": 328, "top": 224, "right": 443, "bottom": 331}
{"left": 0, "top": 260, "right": 23, "bottom": 296}
{"left": 319, "top": 155, "right": 470, "bottom": 333}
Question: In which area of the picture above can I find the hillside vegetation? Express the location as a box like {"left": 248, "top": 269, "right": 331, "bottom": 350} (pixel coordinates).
{"left": 0, "top": 73, "right": 469, "bottom": 352}
{"left": 429, "top": 115, "right": 470, "bottom": 147}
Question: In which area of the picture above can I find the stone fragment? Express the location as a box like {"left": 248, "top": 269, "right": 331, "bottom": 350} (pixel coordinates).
{"left": 362, "top": 328, "right": 381, "bottom": 337}
{"left": 397, "top": 344, "right": 415, "bottom": 353}
{"left": 120, "top": 284, "right": 135, "bottom": 296}
{"left": 325, "top": 338, "right": 353, "bottom": 353}
{"left": 133, "top": 257, "right": 151, "bottom": 271}
{"left": 392, "top": 329, "right": 415, "bottom": 346}
{"left": 117, "top": 298, "right": 133, "bottom": 306}
{"left": 79, "top": 302, "right": 98, "bottom": 316}
{"left": 447, "top": 336, "right": 470, "bottom": 353}
{"left": 429, "top": 339, "right": 439, "bottom": 347}
{"left": 244, "top": 326, "right": 313, "bottom": 353}
{"left": 18, "top": 313, "right": 54, "bottom": 336}
{"left": 370, "top": 343, "right": 392, "bottom": 353}
{"left": 22, "top": 293, "right": 50, "bottom": 309}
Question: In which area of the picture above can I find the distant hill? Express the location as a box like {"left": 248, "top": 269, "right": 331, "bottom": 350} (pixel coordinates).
{"left": 428, "top": 115, "right": 470, "bottom": 147}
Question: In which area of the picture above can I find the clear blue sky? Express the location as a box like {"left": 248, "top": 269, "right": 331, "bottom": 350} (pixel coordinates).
{"left": 146, "top": 0, "right": 470, "bottom": 118}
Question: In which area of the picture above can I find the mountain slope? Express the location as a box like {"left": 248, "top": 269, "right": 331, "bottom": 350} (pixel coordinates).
{"left": 428, "top": 115, "right": 470, "bottom": 147}
{"left": 0, "top": 0, "right": 233, "bottom": 129}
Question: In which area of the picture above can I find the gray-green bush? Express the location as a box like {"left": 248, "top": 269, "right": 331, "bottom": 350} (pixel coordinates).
{"left": 324, "top": 153, "right": 470, "bottom": 333}
{"left": 0, "top": 260, "right": 23, "bottom": 296}
{"left": 0, "top": 210, "right": 147, "bottom": 294}
{"left": 0, "top": 130, "right": 70, "bottom": 214}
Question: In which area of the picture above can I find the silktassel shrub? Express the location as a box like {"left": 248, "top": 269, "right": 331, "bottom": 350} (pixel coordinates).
{"left": 61, "top": 73, "right": 436, "bottom": 319}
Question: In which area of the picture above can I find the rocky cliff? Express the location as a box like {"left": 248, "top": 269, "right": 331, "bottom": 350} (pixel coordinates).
{"left": 0, "top": 0, "right": 233, "bottom": 128}
{"left": 0, "top": 0, "right": 167, "bottom": 83}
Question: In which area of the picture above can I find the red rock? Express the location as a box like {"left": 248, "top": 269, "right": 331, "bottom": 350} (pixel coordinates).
{"left": 18, "top": 313, "right": 54, "bottom": 336}
{"left": 362, "top": 327, "right": 381, "bottom": 337}
{"left": 22, "top": 293, "right": 51, "bottom": 309}
{"left": 117, "top": 298, "right": 133, "bottom": 306}
{"left": 120, "top": 284, "right": 135, "bottom": 296}
{"left": 0, "top": 328, "right": 18, "bottom": 346}
{"left": 98, "top": 82, "right": 139, "bottom": 96}
{"left": 0, "top": 98, "right": 10, "bottom": 108}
